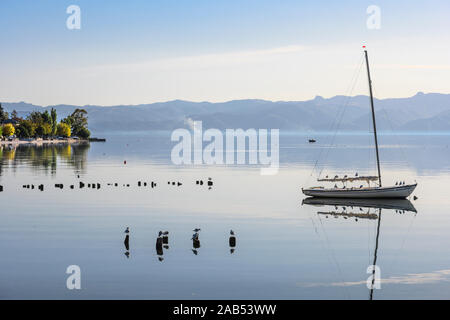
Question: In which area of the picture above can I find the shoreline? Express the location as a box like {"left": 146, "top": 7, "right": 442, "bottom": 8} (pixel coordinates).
{"left": 0, "top": 138, "right": 89, "bottom": 146}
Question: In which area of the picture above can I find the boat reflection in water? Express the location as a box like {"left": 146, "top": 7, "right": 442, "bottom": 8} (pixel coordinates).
{"left": 302, "top": 197, "right": 417, "bottom": 300}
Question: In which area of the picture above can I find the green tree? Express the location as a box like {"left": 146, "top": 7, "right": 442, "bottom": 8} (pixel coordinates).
{"left": 51, "top": 108, "right": 57, "bottom": 136}
{"left": 56, "top": 123, "right": 71, "bottom": 137}
{"left": 63, "top": 108, "right": 88, "bottom": 137}
{"left": 11, "top": 110, "right": 20, "bottom": 121}
{"left": 35, "top": 123, "right": 52, "bottom": 137}
{"left": 0, "top": 126, "right": 3, "bottom": 137}
{"left": 27, "top": 111, "right": 42, "bottom": 123}
{"left": 76, "top": 126, "right": 91, "bottom": 139}
{"left": 0, "top": 103, "right": 9, "bottom": 123}
{"left": 3, "top": 123, "right": 15, "bottom": 137}
{"left": 15, "top": 120, "right": 34, "bottom": 138}
{"left": 42, "top": 123, "right": 52, "bottom": 136}
{"left": 35, "top": 125, "right": 45, "bottom": 137}
{"left": 42, "top": 110, "right": 52, "bottom": 124}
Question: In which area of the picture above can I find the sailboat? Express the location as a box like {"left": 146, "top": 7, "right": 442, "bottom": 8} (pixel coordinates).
{"left": 302, "top": 197, "right": 417, "bottom": 300}
{"left": 302, "top": 48, "right": 417, "bottom": 199}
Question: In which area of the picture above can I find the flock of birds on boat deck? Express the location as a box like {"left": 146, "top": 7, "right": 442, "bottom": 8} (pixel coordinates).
{"left": 322, "top": 173, "right": 412, "bottom": 189}
{"left": 122, "top": 227, "right": 237, "bottom": 261}
{"left": 324, "top": 173, "right": 360, "bottom": 180}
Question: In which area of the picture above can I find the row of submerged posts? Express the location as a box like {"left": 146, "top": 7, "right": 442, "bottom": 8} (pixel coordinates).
{"left": 17, "top": 178, "right": 213, "bottom": 192}
{"left": 123, "top": 227, "right": 237, "bottom": 261}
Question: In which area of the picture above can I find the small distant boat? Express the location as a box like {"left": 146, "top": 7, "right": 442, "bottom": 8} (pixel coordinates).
{"left": 308, "top": 139, "right": 316, "bottom": 143}
{"left": 302, "top": 48, "right": 417, "bottom": 199}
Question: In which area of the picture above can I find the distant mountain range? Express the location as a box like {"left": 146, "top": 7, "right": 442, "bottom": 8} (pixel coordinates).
{"left": 2, "top": 92, "right": 450, "bottom": 134}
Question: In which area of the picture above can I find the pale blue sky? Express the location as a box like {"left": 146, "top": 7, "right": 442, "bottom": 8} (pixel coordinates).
{"left": 1, "top": 0, "right": 449, "bottom": 105}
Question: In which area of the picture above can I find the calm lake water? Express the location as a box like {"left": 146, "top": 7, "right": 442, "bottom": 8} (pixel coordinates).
{"left": 1, "top": 131, "right": 450, "bottom": 299}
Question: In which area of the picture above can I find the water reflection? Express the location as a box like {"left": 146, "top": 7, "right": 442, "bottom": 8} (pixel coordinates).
{"left": 229, "top": 230, "right": 236, "bottom": 254}
{"left": 124, "top": 235, "right": 130, "bottom": 258}
{"left": 0, "top": 142, "right": 89, "bottom": 175}
{"left": 192, "top": 230, "right": 201, "bottom": 255}
{"left": 123, "top": 226, "right": 130, "bottom": 258}
{"left": 155, "top": 231, "right": 169, "bottom": 262}
{"left": 302, "top": 197, "right": 417, "bottom": 300}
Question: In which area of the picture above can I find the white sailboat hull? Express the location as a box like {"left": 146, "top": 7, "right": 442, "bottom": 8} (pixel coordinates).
{"left": 302, "top": 183, "right": 417, "bottom": 199}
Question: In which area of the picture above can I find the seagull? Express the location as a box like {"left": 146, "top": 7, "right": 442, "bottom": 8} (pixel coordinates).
{"left": 124, "top": 227, "right": 129, "bottom": 234}
{"left": 230, "top": 230, "right": 235, "bottom": 235}
{"left": 193, "top": 228, "right": 201, "bottom": 232}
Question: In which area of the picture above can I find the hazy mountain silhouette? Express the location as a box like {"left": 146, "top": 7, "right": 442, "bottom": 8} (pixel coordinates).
{"left": 3, "top": 92, "right": 450, "bottom": 134}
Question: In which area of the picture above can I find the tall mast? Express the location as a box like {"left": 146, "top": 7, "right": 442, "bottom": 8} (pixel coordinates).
{"left": 364, "top": 48, "right": 382, "bottom": 187}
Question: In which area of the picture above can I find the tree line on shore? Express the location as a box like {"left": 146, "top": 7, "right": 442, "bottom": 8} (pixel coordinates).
{"left": 0, "top": 103, "right": 90, "bottom": 139}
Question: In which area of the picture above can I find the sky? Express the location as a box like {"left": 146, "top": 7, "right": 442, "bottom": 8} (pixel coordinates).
{"left": 1, "top": 0, "right": 450, "bottom": 106}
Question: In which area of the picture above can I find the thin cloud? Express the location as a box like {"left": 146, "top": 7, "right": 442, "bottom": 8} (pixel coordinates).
{"left": 377, "top": 64, "right": 450, "bottom": 70}
{"left": 300, "top": 269, "right": 450, "bottom": 287}
{"left": 82, "top": 45, "right": 308, "bottom": 73}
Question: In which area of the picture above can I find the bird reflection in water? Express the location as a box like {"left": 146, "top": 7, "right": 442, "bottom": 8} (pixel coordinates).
{"left": 124, "top": 227, "right": 130, "bottom": 258}
{"left": 229, "top": 230, "right": 236, "bottom": 254}
{"left": 156, "top": 231, "right": 169, "bottom": 262}
{"left": 192, "top": 229, "right": 201, "bottom": 255}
